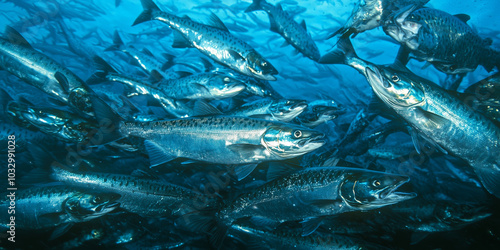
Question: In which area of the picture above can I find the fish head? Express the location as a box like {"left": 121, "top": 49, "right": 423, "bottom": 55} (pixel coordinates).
{"left": 434, "top": 202, "right": 492, "bottom": 227}
{"left": 365, "top": 66, "right": 425, "bottom": 109}
{"left": 263, "top": 125, "right": 325, "bottom": 158}
{"left": 7, "top": 101, "right": 69, "bottom": 131}
{"left": 246, "top": 51, "right": 278, "bottom": 81}
{"left": 340, "top": 170, "right": 416, "bottom": 209}
{"left": 341, "top": 0, "right": 385, "bottom": 34}
{"left": 312, "top": 104, "right": 346, "bottom": 119}
{"left": 69, "top": 88, "right": 94, "bottom": 116}
{"left": 269, "top": 99, "right": 308, "bottom": 122}
{"left": 64, "top": 191, "right": 121, "bottom": 221}
{"left": 208, "top": 74, "right": 246, "bottom": 98}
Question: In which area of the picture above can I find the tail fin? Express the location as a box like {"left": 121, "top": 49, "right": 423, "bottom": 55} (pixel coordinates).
{"left": 161, "top": 53, "right": 176, "bottom": 71}
{"left": 245, "top": 0, "right": 263, "bottom": 13}
{"left": 105, "top": 30, "right": 124, "bottom": 51}
{"left": 319, "top": 35, "right": 357, "bottom": 64}
{"left": 175, "top": 210, "right": 229, "bottom": 249}
{"left": 87, "top": 56, "right": 117, "bottom": 85}
{"left": 133, "top": 0, "right": 161, "bottom": 26}
{"left": 475, "top": 164, "right": 500, "bottom": 199}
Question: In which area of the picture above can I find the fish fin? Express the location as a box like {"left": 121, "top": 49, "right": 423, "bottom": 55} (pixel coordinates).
{"left": 49, "top": 223, "right": 74, "bottom": 241}
{"left": 38, "top": 213, "right": 63, "bottom": 227}
{"left": 474, "top": 164, "right": 500, "bottom": 199}
{"left": 207, "top": 12, "right": 229, "bottom": 31}
{"left": 86, "top": 72, "right": 107, "bottom": 85}
{"left": 133, "top": 0, "right": 160, "bottom": 26}
{"left": 176, "top": 71, "right": 194, "bottom": 78}
{"left": 54, "top": 72, "right": 70, "bottom": 94}
{"left": 292, "top": 49, "right": 300, "bottom": 56}
{"left": 268, "top": 15, "right": 279, "bottom": 33}
{"left": 131, "top": 169, "right": 160, "bottom": 180}
{"left": 227, "top": 143, "right": 265, "bottom": 159}
{"left": 27, "top": 143, "right": 54, "bottom": 169}
{"left": 280, "top": 40, "right": 290, "bottom": 48}
{"left": 300, "top": 20, "right": 307, "bottom": 31}
{"left": 161, "top": 53, "right": 176, "bottom": 71}
{"left": 249, "top": 216, "right": 280, "bottom": 230}
{"left": 454, "top": 14, "right": 471, "bottom": 23}
{"left": 407, "top": 126, "right": 422, "bottom": 154}
{"left": 227, "top": 49, "right": 245, "bottom": 61}
{"left": 300, "top": 217, "right": 323, "bottom": 236}
{"left": 105, "top": 30, "right": 124, "bottom": 51}
{"left": 200, "top": 57, "right": 214, "bottom": 72}
{"left": 89, "top": 96, "right": 124, "bottom": 145}
{"left": 266, "top": 162, "right": 298, "bottom": 182}
{"left": 193, "top": 100, "right": 222, "bottom": 116}
{"left": 118, "top": 95, "right": 141, "bottom": 115}
{"left": 4, "top": 26, "right": 32, "bottom": 48}
{"left": 415, "top": 107, "right": 451, "bottom": 130}
{"left": 234, "top": 163, "right": 258, "bottom": 181}
{"left": 177, "top": 210, "right": 229, "bottom": 249}
{"left": 19, "top": 166, "right": 51, "bottom": 185}
{"left": 172, "top": 30, "right": 192, "bottom": 48}
{"left": 149, "top": 70, "right": 164, "bottom": 82}
{"left": 244, "top": 0, "right": 263, "bottom": 13}
{"left": 319, "top": 36, "right": 355, "bottom": 64}
{"left": 410, "top": 232, "right": 431, "bottom": 245}
{"left": 144, "top": 140, "right": 177, "bottom": 167}
{"left": 248, "top": 114, "right": 272, "bottom": 120}
{"left": 141, "top": 47, "right": 154, "bottom": 57}
{"left": 93, "top": 56, "right": 117, "bottom": 74}
{"left": 394, "top": 46, "right": 411, "bottom": 68}
{"left": 47, "top": 97, "right": 67, "bottom": 107}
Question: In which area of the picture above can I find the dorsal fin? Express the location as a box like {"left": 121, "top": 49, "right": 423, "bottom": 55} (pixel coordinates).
{"left": 454, "top": 14, "right": 471, "bottom": 23}
{"left": 300, "top": 20, "right": 307, "bottom": 31}
{"left": 207, "top": 13, "right": 229, "bottom": 31}
{"left": 141, "top": 48, "right": 154, "bottom": 57}
{"left": 4, "top": 26, "right": 32, "bottom": 48}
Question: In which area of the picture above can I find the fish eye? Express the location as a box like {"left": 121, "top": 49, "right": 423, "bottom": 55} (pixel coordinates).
{"left": 372, "top": 180, "right": 381, "bottom": 187}
{"left": 391, "top": 74, "right": 400, "bottom": 82}
{"left": 261, "top": 61, "right": 267, "bottom": 67}
{"left": 224, "top": 77, "right": 231, "bottom": 82}
{"left": 293, "top": 130, "right": 302, "bottom": 138}
{"left": 92, "top": 196, "right": 101, "bottom": 204}
{"left": 449, "top": 65, "right": 456, "bottom": 71}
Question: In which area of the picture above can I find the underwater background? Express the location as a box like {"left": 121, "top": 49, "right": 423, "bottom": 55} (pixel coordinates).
{"left": 0, "top": 0, "right": 500, "bottom": 249}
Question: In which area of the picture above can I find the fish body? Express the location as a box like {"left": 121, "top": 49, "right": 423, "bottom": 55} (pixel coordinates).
{"left": 320, "top": 37, "right": 500, "bottom": 198}
{"left": 157, "top": 72, "right": 246, "bottom": 100}
{"left": 294, "top": 100, "right": 346, "bottom": 128}
{"left": 245, "top": 0, "right": 320, "bottom": 61}
{"left": 118, "top": 116, "right": 325, "bottom": 166}
{"left": 226, "top": 98, "right": 308, "bottom": 122}
{"left": 217, "top": 167, "right": 414, "bottom": 237}
{"left": 384, "top": 7, "right": 500, "bottom": 74}
{"left": 133, "top": 0, "right": 278, "bottom": 81}
{"left": 51, "top": 165, "right": 214, "bottom": 217}
{"left": 0, "top": 26, "right": 95, "bottom": 116}
{"left": 0, "top": 186, "right": 119, "bottom": 230}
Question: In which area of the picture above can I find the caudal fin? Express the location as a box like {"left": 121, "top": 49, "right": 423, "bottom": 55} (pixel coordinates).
{"left": 244, "top": 0, "right": 263, "bottom": 13}
{"left": 104, "top": 30, "right": 124, "bottom": 51}
{"left": 87, "top": 56, "right": 118, "bottom": 85}
{"left": 319, "top": 35, "right": 357, "bottom": 65}
{"left": 88, "top": 96, "right": 124, "bottom": 145}
{"left": 475, "top": 164, "right": 500, "bottom": 199}
{"left": 133, "top": 0, "right": 161, "bottom": 26}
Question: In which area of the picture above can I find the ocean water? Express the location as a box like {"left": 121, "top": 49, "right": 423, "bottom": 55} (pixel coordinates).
{"left": 0, "top": 0, "right": 499, "bottom": 249}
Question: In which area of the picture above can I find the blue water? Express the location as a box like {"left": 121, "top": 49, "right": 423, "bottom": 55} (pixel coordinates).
{"left": 1, "top": 0, "right": 499, "bottom": 249}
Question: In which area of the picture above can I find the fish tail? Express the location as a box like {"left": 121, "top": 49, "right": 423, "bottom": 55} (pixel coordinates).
{"left": 245, "top": 0, "right": 264, "bottom": 13}
{"left": 175, "top": 209, "right": 229, "bottom": 249}
{"left": 133, "top": 0, "right": 160, "bottom": 26}
{"left": 319, "top": 35, "right": 357, "bottom": 65}
{"left": 87, "top": 56, "right": 117, "bottom": 85}
{"left": 104, "top": 30, "right": 124, "bottom": 51}
{"left": 475, "top": 164, "right": 500, "bottom": 199}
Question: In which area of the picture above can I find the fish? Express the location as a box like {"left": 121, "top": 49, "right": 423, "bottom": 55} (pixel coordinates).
{"left": 51, "top": 164, "right": 216, "bottom": 217}
{"left": 226, "top": 98, "right": 308, "bottom": 122}
{"left": 293, "top": 99, "right": 346, "bottom": 128}
{"left": 133, "top": 0, "right": 278, "bottom": 81}
{"left": 105, "top": 30, "right": 173, "bottom": 80}
{"left": 156, "top": 72, "right": 246, "bottom": 100}
{"left": 227, "top": 222, "right": 387, "bottom": 250}
{"left": 188, "top": 167, "right": 414, "bottom": 247}
{"left": 329, "top": 0, "right": 430, "bottom": 39}
{"left": 0, "top": 26, "right": 96, "bottom": 116}
{"left": 320, "top": 36, "right": 500, "bottom": 199}
{"left": 6, "top": 101, "right": 99, "bottom": 143}
{"left": 245, "top": 0, "right": 320, "bottom": 61}
{"left": 383, "top": 7, "right": 500, "bottom": 74}
{"left": 0, "top": 186, "right": 120, "bottom": 233}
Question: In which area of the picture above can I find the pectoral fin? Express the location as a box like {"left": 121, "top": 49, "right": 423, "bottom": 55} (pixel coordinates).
{"left": 474, "top": 164, "right": 500, "bottom": 199}
{"left": 300, "top": 217, "right": 324, "bottom": 236}
{"left": 227, "top": 143, "right": 266, "bottom": 159}
{"left": 144, "top": 140, "right": 177, "bottom": 167}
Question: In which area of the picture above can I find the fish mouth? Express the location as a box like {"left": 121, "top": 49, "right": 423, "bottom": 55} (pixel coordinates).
{"left": 299, "top": 133, "right": 326, "bottom": 148}
{"left": 376, "top": 176, "right": 416, "bottom": 205}
{"left": 365, "top": 67, "right": 394, "bottom": 106}
{"left": 292, "top": 101, "right": 308, "bottom": 111}
{"left": 258, "top": 73, "right": 277, "bottom": 81}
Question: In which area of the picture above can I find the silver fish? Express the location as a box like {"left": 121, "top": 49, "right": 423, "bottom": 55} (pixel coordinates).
{"left": 245, "top": 0, "right": 320, "bottom": 61}
{"left": 226, "top": 98, "right": 308, "bottom": 122}
{"left": 133, "top": 0, "right": 278, "bottom": 81}
{"left": 320, "top": 37, "right": 500, "bottom": 199}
